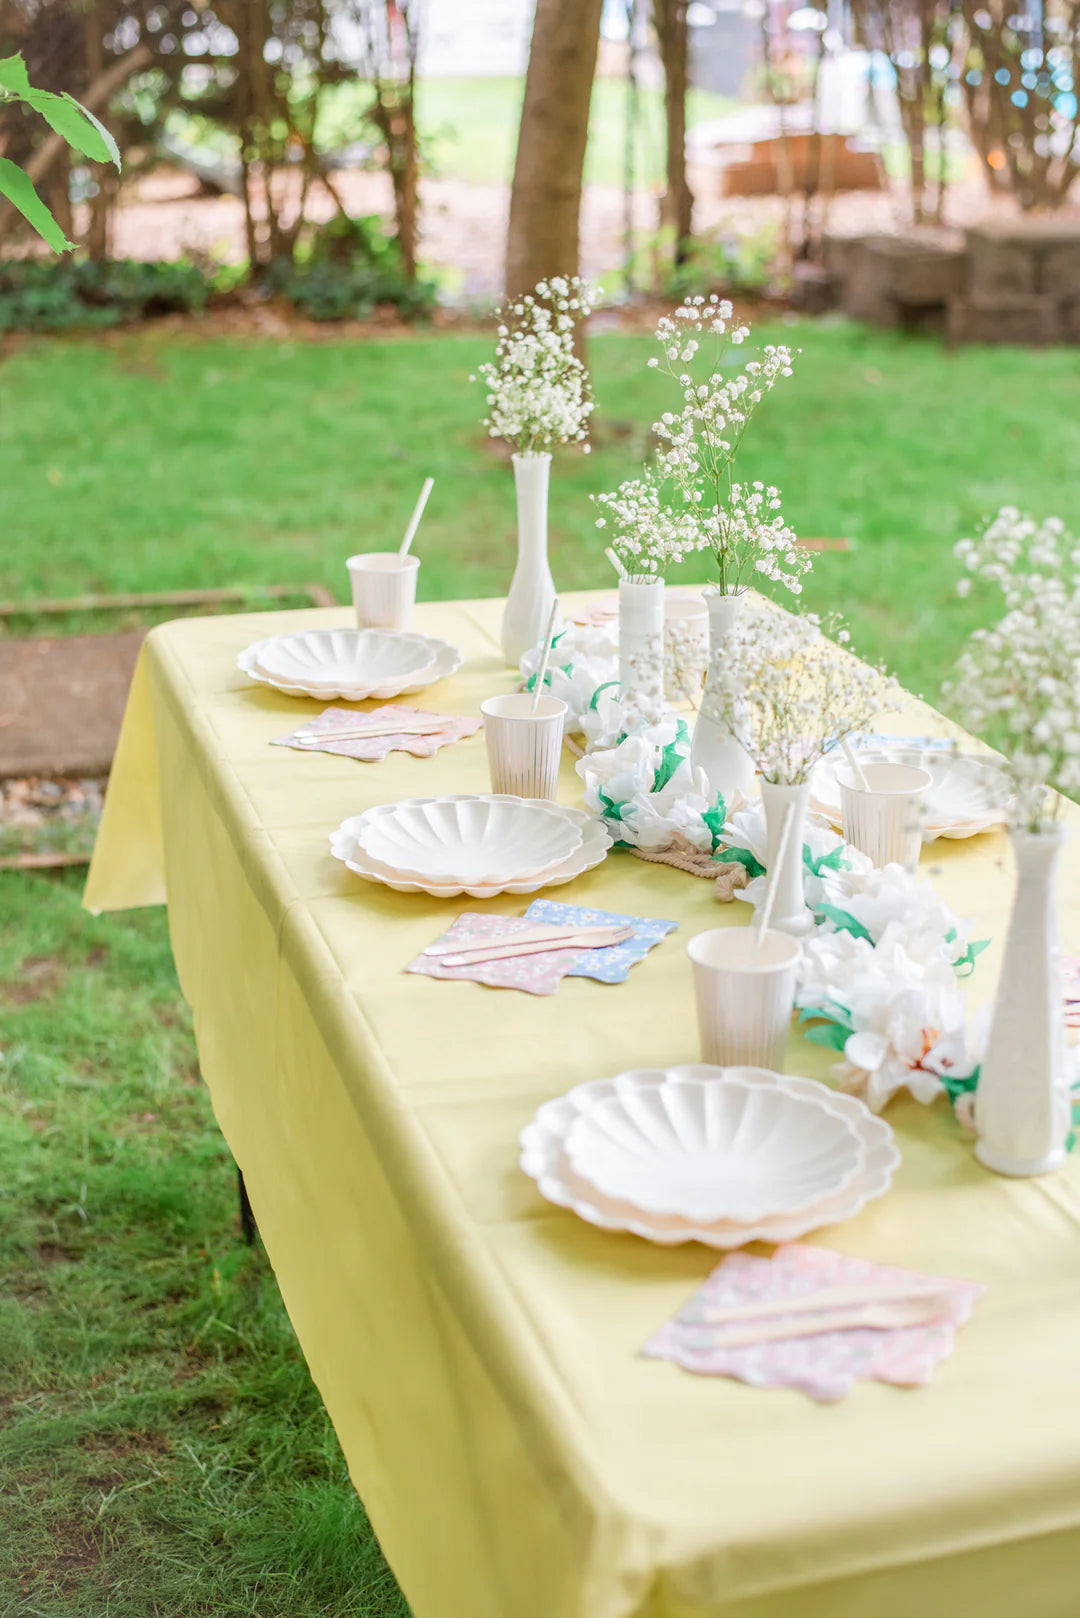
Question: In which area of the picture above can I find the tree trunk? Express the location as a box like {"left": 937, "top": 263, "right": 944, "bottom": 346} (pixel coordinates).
{"left": 505, "top": 0, "right": 604, "bottom": 296}
{"left": 654, "top": 0, "right": 693, "bottom": 258}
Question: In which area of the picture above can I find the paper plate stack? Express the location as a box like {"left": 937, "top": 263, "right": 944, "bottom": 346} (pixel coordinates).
{"left": 331, "top": 794, "right": 612, "bottom": 897}
{"left": 810, "top": 737, "right": 1011, "bottom": 841}
{"left": 238, "top": 627, "right": 463, "bottom": 700}
{"left": 520, "top": 1066, "right": 898, "bottom": 1248}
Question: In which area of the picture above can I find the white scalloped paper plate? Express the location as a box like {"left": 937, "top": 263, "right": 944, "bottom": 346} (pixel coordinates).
{"left": 520, "top": 1065, "right": 898, "bottom": 1248}
{"left": 238, "top": 631, "right": 463, "bottom": 700}
{"left": 564, "top": 1072, "right": 865, "bottom": 1225}
{"left": 810, "top": 740, "right": 1011, "bottom": 841}
{"left": 331, "top": 799, "right": 611, "bottom": 897}
{"left": 355, "top": 796, "right": 583, "bottom": 886}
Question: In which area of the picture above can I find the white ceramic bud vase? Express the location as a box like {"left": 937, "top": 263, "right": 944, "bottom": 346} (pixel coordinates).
{"left": 975, "top": 823, "right": 1071, "bottom": 1177}
{"left": 691, "top": 588, "right": 755, "bottom": 802}
{"left": 618, "top": 575, "right": 665, "bottom": 711}
{"left": 759, "top": 778, "right": 814, "bottom": 936}
{"left": 502, "top": 452, "right": 557, "bottom": 668}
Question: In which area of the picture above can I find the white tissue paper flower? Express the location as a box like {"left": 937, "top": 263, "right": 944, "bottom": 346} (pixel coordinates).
{"left": 816, "top": 861, "right": 971, "bottom": 967}
{"left": 519, "top": 625, "right": 618, "bottom": 733}
{"left": 621, "top": 759, "right": 718, "bottom": 851}
{"left": 797, "top": 929, "right": 983, "bottom": 1112}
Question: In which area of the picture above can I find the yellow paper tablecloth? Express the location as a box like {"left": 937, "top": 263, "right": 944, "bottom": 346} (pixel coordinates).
{"left": 85, "top": 596, "right": 1080, "bottom": 1618}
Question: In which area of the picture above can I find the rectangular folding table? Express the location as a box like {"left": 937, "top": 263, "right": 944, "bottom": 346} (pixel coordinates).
{"left": 85, "top": 596, "right": 1080, "bottom": 1618}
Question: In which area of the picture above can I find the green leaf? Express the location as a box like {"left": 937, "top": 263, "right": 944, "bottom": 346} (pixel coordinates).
{"left": 813, "top": 903, "right": 872, "bottom": 942}
{"left": 588, "top": 680, "right": 619, "bottom": 712}
{"left": 597, "top": 788, "right": 629, "bottom": 823}
{"left": 803, "top": 1022, "right": 851, "bottom": 1052}
{"left": 953, "top": 936, "right": 991, "bottom": 977}
{"left": 938, "top": 1068, "right": 980, "bottom": 1103}
{"left": 652, "top": 735, "right": 686, "bottom": 794}
{"left": 797, "top": 999, "right": 851, "bottom": 1028}
{"left": 701, "top": 794, "right": 727, "bottom": 852}
{"left": 24, "top": 89, "right": 121, "bottom": 168}
{"left": 0, "top": 157, "right": 71, "bottom": 252}
{"left": 718, "top": 844, "right": 766, "bottom": 879}
{"left": 0, "top": 53, "right": 31, "bottom": 95}
{"left": 804, "top": 842, "right": 850, "bottom": 877}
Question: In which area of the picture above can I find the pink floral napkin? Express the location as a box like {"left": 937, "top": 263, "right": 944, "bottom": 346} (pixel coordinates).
{"left": 272, "top": 703, "right": 481, "bottom": 761}
{"left": 405, "top": 902, "right": 677, "bottom": 996}
{"left": 643, "top": 1244, "right": 985, "bottom": 1402}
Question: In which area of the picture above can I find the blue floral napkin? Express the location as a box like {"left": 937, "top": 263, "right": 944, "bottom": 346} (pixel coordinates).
{"left": 522, "top": 899, "right": 678, "bottom": 984}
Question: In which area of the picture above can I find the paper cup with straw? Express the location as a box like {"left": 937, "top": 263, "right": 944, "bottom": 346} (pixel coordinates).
{"left": 838, "top": 759, "right": 932, "bottom": 870}
{"left": 687, "top": 927, "right": 801, "bottom": 1072}
{"left": 482, "top": 603, "right": 566, "bottom": 799}
{"left": 347, "top": 477, "right": 433, "bottom": 630}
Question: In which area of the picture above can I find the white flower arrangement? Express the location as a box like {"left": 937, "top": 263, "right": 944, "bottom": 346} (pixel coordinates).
{"left": 714, "top": 801, "right": 990, "bottom": 1112}
{"left": 701, "top": 604, "right": 903, "bottom": 784}
{"left": 591, "top": 295, "right": 808, "bottom": 594}
{"left": 473, "top": 277, "right": 598, "bottom": 455}
{"left": 519, "top": 623, "right": 618, "bottom": 733}
{"left": 575, "top": 718, "right": 730, "bottom": 854}
{"left": 946, "top": 507, "right": 1080, "bottom": 833}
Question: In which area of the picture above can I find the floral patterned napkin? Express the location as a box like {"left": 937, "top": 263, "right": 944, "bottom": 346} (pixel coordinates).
{"left": 271, "top": 704, "right": 481, "bottom": 761}
{"left": 405, "top": 900, "right": 677, "bottom": 996}
{"left": 643, "top": 1244, "right": 985, "bottom": 1403}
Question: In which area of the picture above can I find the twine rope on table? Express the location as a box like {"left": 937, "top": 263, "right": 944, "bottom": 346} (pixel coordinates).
{"left": 630, "top": 843, "right": 750, "bottom": 902}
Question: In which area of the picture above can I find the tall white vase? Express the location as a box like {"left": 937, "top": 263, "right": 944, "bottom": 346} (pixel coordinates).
{"left": 691, "top": 588, "right": 755, "bottom": 802}
{"left": 618, "top": 575, "right": 665, "bottom": 713}
{"left": 502, "top": 452, "right": 557, "bottom": 668}
{"left": 758, "top": 779, "right": 814, "bottom": 937}
{"left": 975, "top": 824, "right": 1071, "bottom": 1177}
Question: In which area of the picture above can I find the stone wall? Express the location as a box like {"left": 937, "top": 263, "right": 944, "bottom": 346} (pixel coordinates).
{"left": 817, "top": 219, "right": 1080, "bottom": 344}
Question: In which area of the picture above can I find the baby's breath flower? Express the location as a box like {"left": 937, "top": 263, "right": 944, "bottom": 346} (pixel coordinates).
{"left": 475, "top": 278, "right": 598, "bottom": 454}
{"left": 946, "top": 508, "right": 1080, "bottom": 832}
{"left": 703, "top": 606, "right": 902, "bottom": 785}
{"left": 590, "top": 296, "right": 807, "bottom": 593}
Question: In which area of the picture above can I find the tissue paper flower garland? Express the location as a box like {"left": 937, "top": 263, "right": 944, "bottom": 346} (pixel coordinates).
{"left": 718, "top": 801, "right": 991, "bottom": 1113}
{"left": 575, "top": 717, "right": 729, "bottom": 855}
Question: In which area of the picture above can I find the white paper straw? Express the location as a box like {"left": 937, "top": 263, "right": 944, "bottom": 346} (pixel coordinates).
{"left": 841, "top": 735, "right": 870, "bottom": 792}
{"left": 754, "top": 802, "right": 795, "bottom": 954}
{"left": 399, "top": 477, "right": 434, "bottom": 557}
{"left": 530, "top": 600, "right": 560, "bottom": 713}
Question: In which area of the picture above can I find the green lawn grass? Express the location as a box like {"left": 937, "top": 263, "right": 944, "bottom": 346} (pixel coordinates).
{"left": 0, "top": 870, "right": 411, "bottom": 1616}
{"left": 4, "top": 319, "right": 1080, "bottom": 1613}
{"left": 4, "top": 320, "right": 1080, "bottom": 695}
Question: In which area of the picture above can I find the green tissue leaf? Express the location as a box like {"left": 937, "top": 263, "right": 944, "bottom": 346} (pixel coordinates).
{"left": 597, "top": 788, "right": 629, "bottom": 823}
{"left": 814, "top": 903, "right": 872, "bottom": 942}
{"left": 803, "top": 1022, "right": 851, "bottom": 1052}
{"left": 588, "top": 680, "right": 619, "bottom": 712}
{"left": 953, "top": 937, "right": 990, "bottom": 977}
{"left": 652, "top": 736, "right": 686, "bottom": 795}
{"left": 719, "top": 845, "right": 766, "bottom": 879}
{"left": 804, "top": 842, "right": 850, "bottom": 877}
{"left": 0, "top": 157, "right": 71, "bottom": 252}
{"left": 701, "top": 795, "right": 727, "bottom": 852}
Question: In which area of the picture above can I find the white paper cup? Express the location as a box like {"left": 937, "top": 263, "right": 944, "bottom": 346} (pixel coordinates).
{"left": 347, "top": 552, "right": 420, "bottom": 629}
{"left": 481, "top": 693, "right": 568, "bottom": 800}
{"left": 839, "top": 760, "right": 932, "bottom": 870}
{"left": 687, "top": 927, "right": 800, "bottom": 1072}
